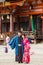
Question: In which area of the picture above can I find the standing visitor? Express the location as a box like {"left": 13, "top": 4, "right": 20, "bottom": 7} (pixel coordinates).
{"left": 5, "top": 34, "right": 10, "bottom": 53}
{"left": 22, "top": 33, "right": 30, "bottom": 63}
{"left": 8, "top": 31, "right": 24, "bottom": 63}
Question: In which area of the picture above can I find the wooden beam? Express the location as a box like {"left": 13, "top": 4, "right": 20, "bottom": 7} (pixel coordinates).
{"left": 16, "top": 11, "right": 43, "bottom": 16}
{"left": 0, "top": 2, "right": 43, "bottom": 15}
{"left": 0, "top": 0, "right": 26, "bottom": 7}
{"left": 0, "top": 9, "right": 10, "bottom": 14}
{"left": 33, "top": 3, "right": 43, "bottom": 7}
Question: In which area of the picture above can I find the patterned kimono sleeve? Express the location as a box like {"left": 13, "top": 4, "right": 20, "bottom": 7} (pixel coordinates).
{"left": 27, "top": 43, "right": 30, "bottom": 50}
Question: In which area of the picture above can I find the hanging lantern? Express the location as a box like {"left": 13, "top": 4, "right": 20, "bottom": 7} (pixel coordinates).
{"left": 7, "top": 15, "right": 9, "bottom": 19}
{"left": 1, "top": 16, "right": 4, "bottom": 20}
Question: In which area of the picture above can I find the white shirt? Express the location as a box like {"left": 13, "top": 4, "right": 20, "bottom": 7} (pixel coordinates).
{"left": 6, "top": 36, "right": 10, "bottom": 44}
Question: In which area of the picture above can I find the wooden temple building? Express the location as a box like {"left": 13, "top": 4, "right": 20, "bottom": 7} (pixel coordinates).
{"left": 0, "top": 0, "right": 43, "bottom": 44}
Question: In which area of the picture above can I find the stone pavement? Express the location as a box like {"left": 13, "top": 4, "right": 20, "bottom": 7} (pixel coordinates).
{"left": 0, "top": 43, "right": 43, "bottom": 65}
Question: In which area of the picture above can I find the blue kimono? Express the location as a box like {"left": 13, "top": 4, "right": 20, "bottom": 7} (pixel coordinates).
{"left": 8, "top": 35, "right": 23, "bottom": 56}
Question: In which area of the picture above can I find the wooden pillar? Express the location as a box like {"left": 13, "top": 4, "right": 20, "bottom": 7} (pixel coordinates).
{"left": 10, "top": 14, "right": 14, "bottom": 33}
{"left": 28, "top": 16, "right": 31, "bottom": 31}
{"left": 17, "top": 16, "right": 20, "bottom": 31}
{"left": 42, "top": 19, "right": 43, "bottom": 32}
{"left": 42, "top": 19, "right": 43, "bottom": 41}
{"left": 41, "top": 16, "right": 43, "bottom": 41}
{"left": 6, "top": 23, "right": 8, "bottom": 32}
{"left": 0, "top": 16, "right": 2, "bottom": 33}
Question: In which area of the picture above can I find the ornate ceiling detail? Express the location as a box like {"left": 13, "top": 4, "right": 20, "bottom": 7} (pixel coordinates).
{"left": 0, "top": 0, "right": 43, "bottom": 15}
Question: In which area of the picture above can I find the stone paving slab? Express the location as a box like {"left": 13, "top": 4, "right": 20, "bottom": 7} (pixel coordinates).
{"left": 0, "top": 44, "right": 43, "bottom": 65}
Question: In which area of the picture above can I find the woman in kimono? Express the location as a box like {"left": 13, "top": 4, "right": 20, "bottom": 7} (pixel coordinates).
{"left": 22, "top": 33, "right": 30, "bottom": 63}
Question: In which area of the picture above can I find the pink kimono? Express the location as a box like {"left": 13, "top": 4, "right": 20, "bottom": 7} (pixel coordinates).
{"left": 22, "top": 37, "right": 30, "bottom": 63}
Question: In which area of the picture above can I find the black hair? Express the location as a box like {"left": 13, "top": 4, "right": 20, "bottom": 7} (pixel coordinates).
{"left": 22, "top": 33, "right": 26, "bottom": 36}
{"left": 7, "top": 34, "right": 9, "bottom": 36}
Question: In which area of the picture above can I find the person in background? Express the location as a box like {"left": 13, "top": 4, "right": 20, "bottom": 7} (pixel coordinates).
{"left": 8, "top": 31, "right": 24, "bottom": 63}
{"left": 5, "top": 34, "right": 10, "bottom": 53}
{"left": 22, "top": 33, "right": 30, "bottom": 63}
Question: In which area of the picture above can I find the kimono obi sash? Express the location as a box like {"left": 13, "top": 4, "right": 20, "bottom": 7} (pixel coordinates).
{"left": 18, "top": 44, "right": 22, "bottom": 46}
